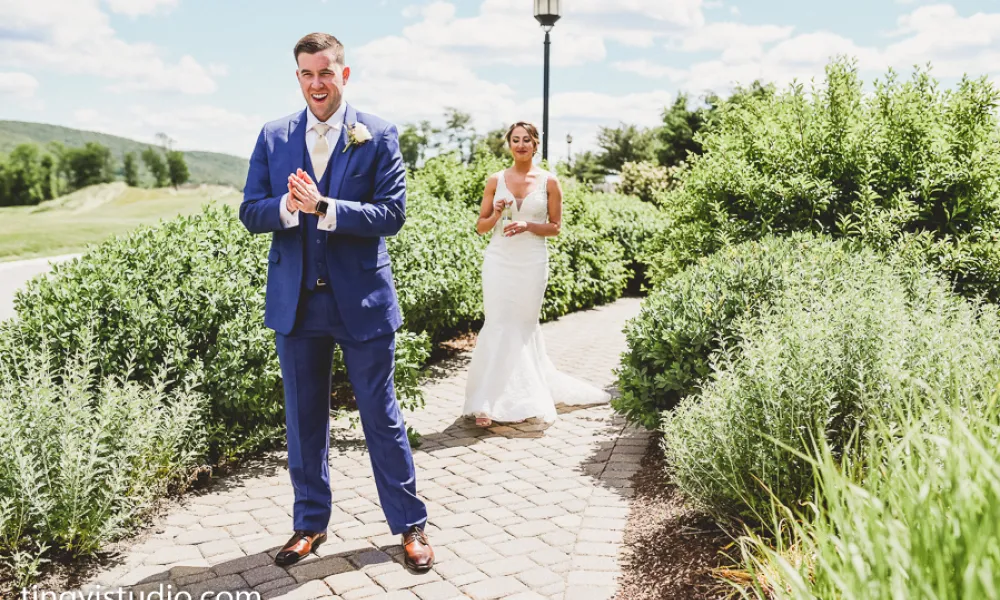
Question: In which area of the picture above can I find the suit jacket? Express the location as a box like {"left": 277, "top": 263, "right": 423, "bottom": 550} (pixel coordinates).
{"left": 239, "top": 104, "right": 405, "bottom": 341}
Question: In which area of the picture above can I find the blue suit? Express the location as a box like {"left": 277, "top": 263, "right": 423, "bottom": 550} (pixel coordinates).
{"left": 240, "top": 104, "right": 427, "bottom": 535}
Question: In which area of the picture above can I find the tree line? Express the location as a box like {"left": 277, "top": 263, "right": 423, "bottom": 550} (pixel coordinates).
{"left": 0, "top": 138, "right": 190, "bottom": 207}
{"left": 397, "top": 82, "right": 772, "bottom": 184}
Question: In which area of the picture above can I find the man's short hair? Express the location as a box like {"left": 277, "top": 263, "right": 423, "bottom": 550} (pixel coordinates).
{"left": 294, "top": 33, "right": 345, "bottom": 65}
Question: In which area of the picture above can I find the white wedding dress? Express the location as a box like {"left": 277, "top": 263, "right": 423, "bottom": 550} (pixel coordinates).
{"left": 463, "top": 169, "right": 611, "bottom": 424}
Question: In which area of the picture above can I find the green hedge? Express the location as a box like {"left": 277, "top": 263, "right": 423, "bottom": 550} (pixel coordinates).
{"left": 651, "top": 238, "right": 1000, "bottom": 523}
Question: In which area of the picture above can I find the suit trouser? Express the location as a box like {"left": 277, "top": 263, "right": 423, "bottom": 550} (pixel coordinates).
{"left": 275, "top": 286, "right": 427, "bottom": 534}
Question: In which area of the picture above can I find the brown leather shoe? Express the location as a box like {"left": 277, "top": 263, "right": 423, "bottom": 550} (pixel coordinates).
{"left": 402, "top": 526, "right": 434, "bottom": 572}
{"left": 275, "top": 531, "right": 327, "bottom": 567}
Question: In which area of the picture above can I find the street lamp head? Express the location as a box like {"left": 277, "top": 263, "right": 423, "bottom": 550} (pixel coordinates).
{"left": 534, "top": 0, "right": 561, "bottom": 31}
{"left": 566, "top": 133, "right": 573, "bottom": 144}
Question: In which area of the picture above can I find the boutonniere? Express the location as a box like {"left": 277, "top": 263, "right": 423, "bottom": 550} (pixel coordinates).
{"left": 343, "top": 123, "right": 373, "bottom": 153}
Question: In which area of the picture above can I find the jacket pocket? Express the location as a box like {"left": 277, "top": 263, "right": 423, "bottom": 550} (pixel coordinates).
{"left": 268, "top": 248, "right": 280, "bottom": 264}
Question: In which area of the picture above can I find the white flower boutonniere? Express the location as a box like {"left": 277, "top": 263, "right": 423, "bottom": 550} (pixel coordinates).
{"left": 343, "top": 123, "right": 373, "bottom": 153}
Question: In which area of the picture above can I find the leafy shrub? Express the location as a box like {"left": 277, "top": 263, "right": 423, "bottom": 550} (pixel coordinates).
{"left": 616, "top": 235, "right": 852, "bottom": 428}
{"left": 410, "top": 152, "right": 507, "bottom": 209}
{"left": 658, "top": 241, "right": 1000, "bottom": 522}
{"left": 389, "top": 188, "right": 488, "bottom": 341}
{"left": 647, "top": 58, "right": 1000, "bottom": 298}
{"left": 0, "top": 340, "right": 206, "bottom": 585}
{"left": 571, "top": 190, "right": 669, "bottom": 290}
{"left": 544, "top": 227, "right": 628, "bottom": 321}
{"left": 739, "top": 404, "right": 1000, "bottom": 599}
{"left": 618, "top": 160, "right": 674, "bottom": 205}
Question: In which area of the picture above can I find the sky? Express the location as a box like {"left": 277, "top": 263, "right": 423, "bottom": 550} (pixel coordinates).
{"left": 1, "top": 0, "right": 1000, "bottom": 161}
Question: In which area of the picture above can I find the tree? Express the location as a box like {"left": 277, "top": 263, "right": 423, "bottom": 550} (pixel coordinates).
{"left": 166, "top": 151, "right": 190, "bottom": 189}
{"left": 123, "top": 152, "right": 140, "bottom": 187}
{"left": 39, "top": 154, "right": 57, "bottom": 200}
{"left": 65, "top": 142, "right": 113, "bottom": 190}
{"left": 656, "top": 93, "right": 707, "bottom": 168}
{"left": 566, "top": 151, "right": 608, "bottom": 184}
{"left": 142, "top": 147, "right": 169, "bottom": 187}
{"left": 399, "top": 122, "right": 431, "bottom": 169}
{"left": 155, "top": 132, "right": 175, "bottom": 151}
{"left": 596, "top": 124, "right": 657, "bottom": 172}
{"left": 46, "top": 141, "right": 71, "bottom": 195}
{"left": 477, "top": 127, "right": 509, "bottom": 160}
{"left": 2, "top": 144, "right": 47, "bottom": 205}
{"left": 440, "top": 108, "right": 478, "bottom": 163}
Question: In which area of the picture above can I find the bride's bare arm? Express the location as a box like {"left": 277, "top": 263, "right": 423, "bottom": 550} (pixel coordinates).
{"left": 525, "top": 176, "right": 562, "bottom": 237}
{"left": 476, "top": 175, "right": 503, "bottom": 235}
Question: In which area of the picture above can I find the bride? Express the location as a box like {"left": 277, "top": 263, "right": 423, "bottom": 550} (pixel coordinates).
{"left": 463, "top": 121, "right": 611, "bottom": 427}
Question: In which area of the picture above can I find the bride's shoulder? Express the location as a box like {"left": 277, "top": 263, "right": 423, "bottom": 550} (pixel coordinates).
{"left": 534, "top": 168, "right": 558, "bottom": 183}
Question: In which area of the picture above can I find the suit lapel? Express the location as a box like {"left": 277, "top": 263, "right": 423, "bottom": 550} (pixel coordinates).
{"left": 286, "top": 110, "right": 314, "bottom": 237}
{"left": 287, "top": 109, "right": 315, "bottom": 180}
{"left": 327, "top": 104, "right": 357, "bottom": 200}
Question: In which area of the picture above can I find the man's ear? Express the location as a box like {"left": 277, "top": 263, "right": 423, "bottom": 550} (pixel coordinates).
{"left": 342, "top": 66, "right": 351, "bottom": 83}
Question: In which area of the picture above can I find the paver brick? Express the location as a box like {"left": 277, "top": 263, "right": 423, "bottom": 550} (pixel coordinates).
{"left": 462, "top": 576, "right": 528, "bottom": 600}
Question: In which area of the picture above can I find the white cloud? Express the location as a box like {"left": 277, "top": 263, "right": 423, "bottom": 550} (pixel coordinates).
{"left": 348, "top": 35, "right": 519, "bottom": 126}
{"left": 882, "top": 5, "right": 1000, "bottom": 77}
{"left": 613, "top": 60, "right": 685, "bottom": 80}
{"left": 0, "top": 71, "right": 39, "bottom": 98}
{"left": 0, "top": 0, "right": 220, "bottom": 95}
{"left": 609, "top": 1, "right": 1000, "bottom": 98}
{"left": 395, "top": 0, "right": 606, "bottom": 68}
{"left": 72, "top": 104, "right": 262, "bottom": 156}
{"left": 676, "top": 22, "right": 794, "bottom": 57}
{"left": 103, "top": 0, "right": 179, "bottom": 17}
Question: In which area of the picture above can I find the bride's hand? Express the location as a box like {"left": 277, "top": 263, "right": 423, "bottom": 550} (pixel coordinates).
{"left": 504, "top": 221, "right": 529, "bottom": 237}
{"left": 493, "top": 196, "right": 509, "bottom": 214}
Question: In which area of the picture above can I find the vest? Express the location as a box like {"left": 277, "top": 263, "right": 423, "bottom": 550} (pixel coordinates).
{"left": 301, "top": 149, "right": 335, "bottom": 291}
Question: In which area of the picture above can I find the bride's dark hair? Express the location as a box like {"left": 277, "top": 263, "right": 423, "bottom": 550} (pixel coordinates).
{"left": 505, "top": 121, "right": 540, "bottom": 152}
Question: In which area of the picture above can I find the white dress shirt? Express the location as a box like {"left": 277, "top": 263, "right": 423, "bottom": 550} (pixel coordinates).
{"left": 279, "top": 102, "right": 347, "bottom": 231}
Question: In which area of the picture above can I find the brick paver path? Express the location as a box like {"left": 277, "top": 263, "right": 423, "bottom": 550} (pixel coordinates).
{"left": 80, "top": 298, "right": 648, "bottom": 600}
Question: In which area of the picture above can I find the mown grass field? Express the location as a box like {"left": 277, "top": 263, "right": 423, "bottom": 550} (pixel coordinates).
{"left": 0, "top": 183, "right": 242, "bottom": 262}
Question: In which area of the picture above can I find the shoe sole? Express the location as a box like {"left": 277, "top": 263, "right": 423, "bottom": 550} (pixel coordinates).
{"left": 275, "top": 537, "right": 327, "bottom": 567}
{"left": 405, "top": 559, "right": 434, "bottom": 572}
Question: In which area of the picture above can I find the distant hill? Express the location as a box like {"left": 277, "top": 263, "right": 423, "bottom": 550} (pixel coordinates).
{"left": 0, "top": 120, "right": 249, "bottom": 191}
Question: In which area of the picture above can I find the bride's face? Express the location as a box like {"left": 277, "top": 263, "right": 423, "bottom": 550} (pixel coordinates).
{"left": 508, "top": 127, "right": 536, "bottom": 160}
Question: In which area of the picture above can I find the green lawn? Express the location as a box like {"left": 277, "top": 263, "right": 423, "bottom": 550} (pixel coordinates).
{"left": 0, "top": 183, "right": 242, "bottom": 262}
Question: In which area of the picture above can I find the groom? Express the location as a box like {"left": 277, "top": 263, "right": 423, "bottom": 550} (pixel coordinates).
{"left": 239, "top": 32, "right": 433, "bottom": 571}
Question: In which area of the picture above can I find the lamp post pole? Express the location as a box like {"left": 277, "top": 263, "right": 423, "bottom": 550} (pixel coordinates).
{"left": 566, "top": 133, "right": 573, "bottom": 166}
{"left": 534, "top": 0, "right": 560, "bottom": 163}
{"left": 543, "top": 30, "right": 551, "bottom": 161}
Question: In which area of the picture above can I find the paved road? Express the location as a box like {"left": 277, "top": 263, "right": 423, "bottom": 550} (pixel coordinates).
{"left": 0, "top": 254, "right": 80, "bottom": 321}
{"left": 78, "top": 298, "right": 647, "bottom": 600}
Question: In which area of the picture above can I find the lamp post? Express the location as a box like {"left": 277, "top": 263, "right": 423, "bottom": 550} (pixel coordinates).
{"left": 566, "top": 133, "right": 573, "bottom": 166}
{"left": 534, "top": 0, "right": 560, "bottom": 162}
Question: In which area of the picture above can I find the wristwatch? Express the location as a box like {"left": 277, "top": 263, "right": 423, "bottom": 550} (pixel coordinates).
{"left": 315, "top": 199, "right": 329, "bottom": 216}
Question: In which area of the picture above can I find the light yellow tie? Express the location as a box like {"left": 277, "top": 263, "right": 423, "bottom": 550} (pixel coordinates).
{"left": 310, "top": 123, "right": 332, "bottom": 179}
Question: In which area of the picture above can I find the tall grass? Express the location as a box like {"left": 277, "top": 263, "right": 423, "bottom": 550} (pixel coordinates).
{"left": 659, "top": 241, "right": 1000, "bottom": 524}
{"left": 737, "top": 400, "right": 1000, "bottom": 599}
{"left": 0, "top": 335, "right": 206, "bottom": 586}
